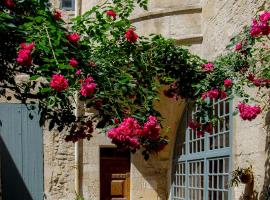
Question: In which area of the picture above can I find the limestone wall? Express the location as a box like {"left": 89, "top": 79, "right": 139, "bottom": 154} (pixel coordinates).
{"left": 43, "top": 128, "right": 76, "bottom": 200}
{"left": 201, "top": 0, "right": 270, "bottom": 199}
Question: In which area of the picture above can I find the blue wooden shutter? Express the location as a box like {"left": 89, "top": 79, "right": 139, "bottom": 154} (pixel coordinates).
{"left": 0, "top": 103, "right": 43, "bottom": 200}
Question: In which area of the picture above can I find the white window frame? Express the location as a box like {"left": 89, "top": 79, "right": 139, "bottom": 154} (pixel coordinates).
{"left": 61, "top": 0, "right": 75, "bottom": 11}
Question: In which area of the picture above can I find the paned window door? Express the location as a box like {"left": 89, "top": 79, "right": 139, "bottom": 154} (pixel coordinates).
{"left": 171, "top": 98, "right": 233, "bottom": 200}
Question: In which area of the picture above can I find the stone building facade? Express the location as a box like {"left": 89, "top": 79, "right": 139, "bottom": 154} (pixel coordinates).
{"left": 1, "top": 0, "right": 270, "bottom": 200}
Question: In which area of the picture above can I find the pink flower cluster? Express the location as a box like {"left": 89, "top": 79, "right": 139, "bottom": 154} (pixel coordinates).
{"left": 50, "top": 74, "right": 69, "bottom": 92}
{"left": 16, "top": 42, "right": 35, "bottom": 66}
{"left": 125, "top": 28, "right": 138, "bottom": 43}
{"left": 106, "top": 10, "right": 116, "bottom": 19}
{"left": 188, "top": 120, "right": 213, "bottom": 137}
{"left": 67, "top": 33, "right": 80, "bottom": 43}
{"left": 107, "top": 117, "right": 142, "bottom": 149}
{"left": 238, "top": 102, "right": 261, "bottom": 121}
{"left": 80, "top": 77, "right": 97, "bottom": 97}
{"left": 250, "top": 11, "right": 270, "bottom": 37}
{"left": 247, "top": 73, "right": 270, "bottom": 87}
{"left": 202, "top": 89, "right": 227, "bottom": 100}
{"left": 107, "top": 116, "right": 161, "bottom": 149}
{"left": 202, "top": 62, "right": 214, "bottom": 72}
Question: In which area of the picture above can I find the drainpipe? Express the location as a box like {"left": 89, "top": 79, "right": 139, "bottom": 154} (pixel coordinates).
{"left": 74, "top": 0, "right": 82, "bottom": 196}
{"left": 74, "top": 95, "right": 83, "bottom": 196}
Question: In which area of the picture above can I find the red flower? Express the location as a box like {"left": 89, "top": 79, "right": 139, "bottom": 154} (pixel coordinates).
{"left": 202, "top": 62, "right": 214, "bottom": 72}
{"left": 125, "top": 28, "right": 138, "bottom": 43}
{"left": 16, "top": 42, "right": 35, "bottom": 66}
{"left": 69, "top": 58, "right": 78, "bottom": 68}
{"left": 224, "top": 79, "right": 232, "bottom": 87}
{"left": 80, "top": 77, "right": 97, "bottom": 97}
{"left": 53, "top": 10, "right": 62, "bottom": 20}
{"left": 204, "top": 123, "right": 213, "bottom": 134}
{"left": 247, "top": 73, "right": 255, "bottom": 81}
{"left": 3, "top": 0, "right": 15, "bottom": 8}
{"left": 197, "top": 131, "right": 204, "bottom": 137}
{"left": 67, "top": 33, "right": 80, "bottom": 43}
{"left": 50, "top": 74, "right": 69, "bottom": 92}
{"left": 235, "top": 43, "right": 242, "bottom": 51}
{"left": 238, "top": 102, "right": 261, "bottom": 121}
{"left": 106, "top": 10, "right": 116, "bottom": 19}
{"left": 113, "top": 118, "right": 119, "bottom": 124}
{"left": 188, "top": 120, "right": 201, "bottom": 130}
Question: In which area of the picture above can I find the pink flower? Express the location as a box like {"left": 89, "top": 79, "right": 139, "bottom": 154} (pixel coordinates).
{"left": 220, "top": 90, "right": 227, "bottom": 99}
{"left": 80, "top": 77, "right": 97, "bottom": 97}
{"left": 20, "top": 42, "right": 35, "bottom": 51}
{"left": 125, "top": 28, "right": 138, "bottom": 43}
{"left": 207, "top": 89, "right": 219, "bottom": 100}
{"left": 106, "top": 10, "right": 116, "bottom": 19}
{"left": 202, "top": 62, "right": 214, "bottom": 72}
{"left": 67, "top": 33, "right": 80, "bottom": 43}
{"left": 69, "top": 58, "right": 78, "bottom": 68}
{"left": 259, "top": 11, "right": 270, "bottom": 22}
{"left": 224, "top": 79, "right": 232, "bottom": 87}
{"left": 250, "top": 19, "right": 262, "bottom": 37}
{"left": 238, "top": 102, "right": 261, "bottom": 121}
{"left": 50, "top": 74, "right": 69, "bottom": 92}
{"left": 16, "top": 42, "right": 35, "bottom": 66}
{"left": 141, "top": 116, "right": 161, "bottom": 141}
{"left": 75, "top": 70, "right": 81, "bottom": 75}
{"left": 53, "top": 10, "right": 62, "bottom": 20}
{"left": 235, "top": 43, "right": 242, "bottom": 51}
{"left": 3, "top": 0, "right": 15, "bottom": 8}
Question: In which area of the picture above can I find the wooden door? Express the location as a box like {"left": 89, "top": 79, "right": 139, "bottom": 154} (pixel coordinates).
{"left": 100, "top": 148, "right": 130, "bottom": 200}
{"left": 0, "top": 104, "right": 43, "bottom": 200}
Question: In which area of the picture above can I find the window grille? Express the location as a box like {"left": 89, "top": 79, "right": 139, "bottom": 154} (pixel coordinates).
{"left": 171, "top": 98, "right": 232, "bottom": 200}
{"left": 61, "top": 0, "right": 74, "bottom": 10}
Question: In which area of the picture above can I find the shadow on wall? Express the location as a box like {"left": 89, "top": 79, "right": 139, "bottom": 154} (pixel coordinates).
{"left": 0, "top": 135, "right": 33, "bottom": 200}
{"left": 259, "top": 111, "right": 270, "bottom": 200}
{"left": 130, "top": 104, "right": 186, "bottom": 200}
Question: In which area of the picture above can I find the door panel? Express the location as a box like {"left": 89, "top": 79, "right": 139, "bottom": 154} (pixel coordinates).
{"left": 0, "top": 104, "right": 43, "bottom": 200}
{"left": 100, "top": 148, "right": 130, "bottom": 200}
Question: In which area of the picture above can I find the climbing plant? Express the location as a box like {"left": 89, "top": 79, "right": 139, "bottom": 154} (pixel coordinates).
{"left": 0, "top": 0, "right": 270, "bottom": 158}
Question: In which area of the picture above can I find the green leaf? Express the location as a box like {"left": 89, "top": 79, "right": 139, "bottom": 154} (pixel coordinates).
{"left": 29, "top": 75, "right": 41, "bottom": 80}
{"left": 40, "top": 87, "right": 51, "bottom": 93}
{"left": 58, "top": 64, "right": 74, "bottom": 70}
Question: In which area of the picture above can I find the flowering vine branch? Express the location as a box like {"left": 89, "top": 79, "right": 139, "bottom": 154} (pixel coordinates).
{"left": 0, "top": 0, "right": 270, "bottom": 159}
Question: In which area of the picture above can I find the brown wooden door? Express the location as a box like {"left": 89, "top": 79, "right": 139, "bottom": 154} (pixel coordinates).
{"left": 100, "top": 148, "right": 130, "bottom": 200}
